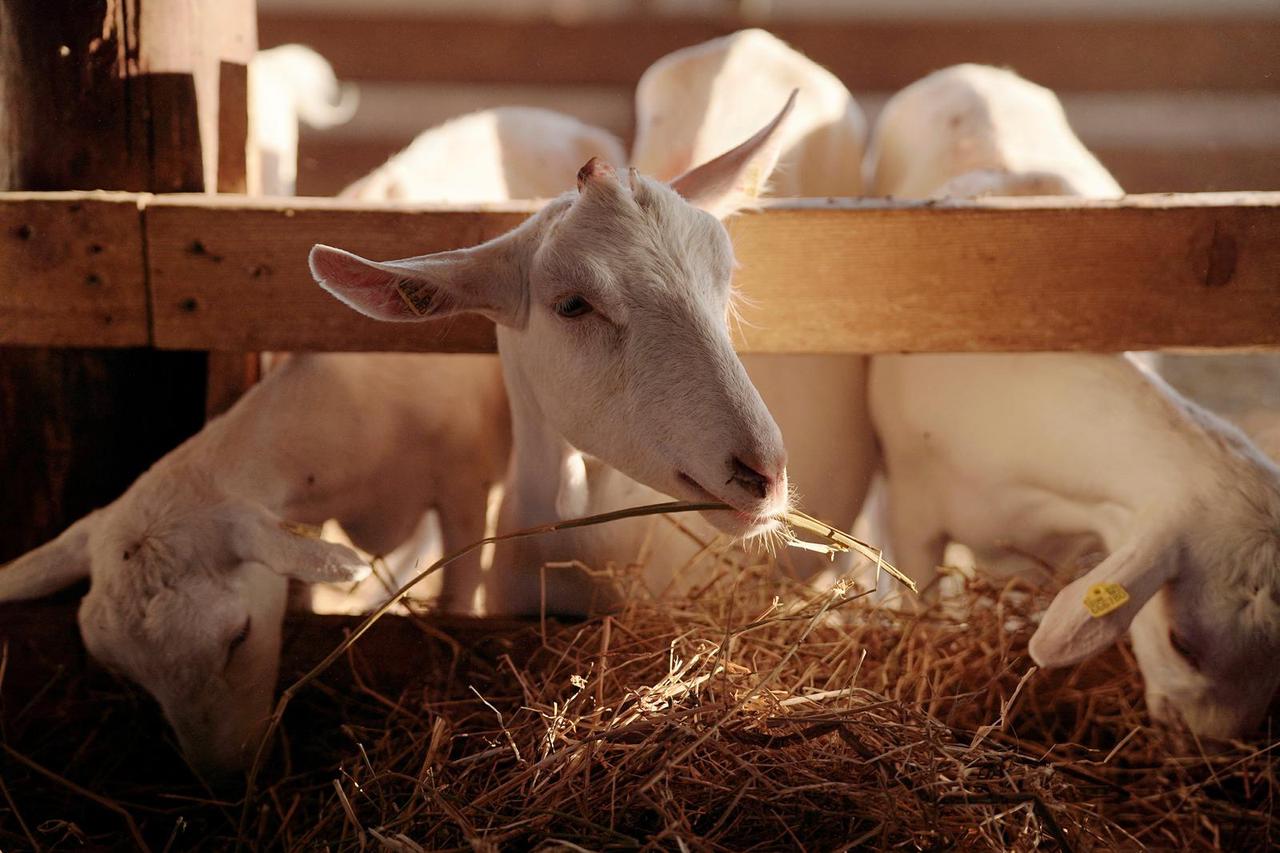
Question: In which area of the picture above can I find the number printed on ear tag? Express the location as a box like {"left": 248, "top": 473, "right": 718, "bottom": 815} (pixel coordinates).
{"left": 395, "top": 278, "right": 434, "bottom": 316}
{"left": 1083, "top": 582, "right": 1130, "bottom": 618}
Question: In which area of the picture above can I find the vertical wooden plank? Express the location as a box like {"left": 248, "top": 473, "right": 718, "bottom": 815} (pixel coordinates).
{"left": 217, "top": 60, "right": 251, "bottom": 195}
{"left": 137, "top": 0, "right": 257, "bottom": 192}
{"left": 208, "top": 2, "right": 262, "bottom": 418}
{"left": 0, "top": 0, "right": 255, "bottom": 562}
{"left": 208, "top": 52, "right": 261, "bottom": 419}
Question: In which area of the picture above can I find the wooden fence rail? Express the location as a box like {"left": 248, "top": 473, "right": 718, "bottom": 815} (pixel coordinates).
{"left": 257, "top": 13, "right": 1280, "bottom": 93}
{"left": 3, "top": 190, "right": 1279, "bottom": 353}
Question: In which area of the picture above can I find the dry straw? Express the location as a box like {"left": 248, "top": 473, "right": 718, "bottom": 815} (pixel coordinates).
{"left": 0, "top": 502, "right": 1275, "bottom": 850}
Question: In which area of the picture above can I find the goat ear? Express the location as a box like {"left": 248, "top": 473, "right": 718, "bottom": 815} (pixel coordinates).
{"left": 670, "top": 89, "right": 796, "bottom": 219}
{"left": 229, "top": 504, "right": 370, "bottom": 584}
{"left": 0, "top": 513, "right": 96, "bottom": 601}
{"left": 310, "top": 227, "right": 527, "bottom": 327}
{"left": 1029, "top": 536, "right": 1179, "bottom": 668}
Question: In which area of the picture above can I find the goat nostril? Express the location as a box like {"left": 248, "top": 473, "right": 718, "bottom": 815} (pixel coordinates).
{"left": 728, "top": 456, "right": 770, "bottom": 500}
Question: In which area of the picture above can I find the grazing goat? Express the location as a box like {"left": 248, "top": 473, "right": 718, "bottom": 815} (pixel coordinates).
{"left": 0, "top": 106, "right": 629, "bottom": 772}
{"left": 312, "top": 100, "right": 798, "bottom": 615}
{"left": 0, "top": 354, "right": 508, "bottom": 774}
{"left": 866, "top": 64, "right": 1280, "bottom": 738}
{"left": 632, "top": 30, "right": 876, "bottom": 579}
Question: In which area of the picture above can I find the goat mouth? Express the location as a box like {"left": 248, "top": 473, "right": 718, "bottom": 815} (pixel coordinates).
{"left": 676, "top": 471, "right": 782, "bottom": 530}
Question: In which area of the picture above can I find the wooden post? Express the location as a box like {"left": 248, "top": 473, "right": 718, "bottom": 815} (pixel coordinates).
{"left": 0, "top": 0, "right": 256, "bottom": 561}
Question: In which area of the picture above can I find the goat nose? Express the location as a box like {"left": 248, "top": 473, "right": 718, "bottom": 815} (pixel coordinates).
{"left": 728, "top": 455, "right": 774, "bottom": 500}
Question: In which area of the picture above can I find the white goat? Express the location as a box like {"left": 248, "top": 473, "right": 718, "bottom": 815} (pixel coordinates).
{"left": 343, "top": 107, "right": 626, "bottom": 202}
{"left": 312, "top": 101, "right": 797, "bottom": 615}
{"left": 0, "top": 354, "right": 508, "bottom": 774}
{"left": 333, "top": 107, "right": 628, "bottom": 611}
{"left": 867, "top": 64, "right": 1280, "bottom": 739}
{"left": 250, "top": 44, "right": 358, "bottom": 196}
{"left": 632, "top": 29, "right": 865, "bottom": 198}
{"left": 0, "top": 106, "right": 629, "bottom": 774}
{"left": 865, "top": 64, "right": 1121, "bottom": 200}
{"left": 864, "top": 56, "right": 1280, "bottom": 481}
{"left": 631, "top": 30, "right": 876, "bottom": 579}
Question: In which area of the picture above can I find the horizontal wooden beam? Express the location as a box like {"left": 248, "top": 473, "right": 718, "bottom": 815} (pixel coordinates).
{"left": 145, "top": 194, "right": 519, "bottom": 352}
{"left": 0, "top": 193, "right": 149, "bottom": 347}
{"left": 144, "top": 192, "right": 1280, "bottom": 354}
{"left": 2, "top": 191, "right": 1279, "bottom": 353}
{"left": 257, "top": 13, "right": 1280, "bottom": 92}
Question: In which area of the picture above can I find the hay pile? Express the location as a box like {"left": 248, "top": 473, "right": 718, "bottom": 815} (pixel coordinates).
{"left": 1, "top": 540, "right": 1276, "bottom": 850}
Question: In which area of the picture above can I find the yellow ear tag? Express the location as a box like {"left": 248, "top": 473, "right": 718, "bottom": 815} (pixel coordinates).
{"left": 394, "top": 278, "right": 433, "bottom": 316}
{"left": 1083, "top": 582, "right": 1130, "bottom": 618}
{"left": 279, "top": 519, "right": 323, "bottom": 539}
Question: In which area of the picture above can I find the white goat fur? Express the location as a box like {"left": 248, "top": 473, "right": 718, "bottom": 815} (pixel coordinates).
{"left": 343, "top": 107, "right": 627, "bottom": 202}
{"left": 0, "top": 354, "right": 508, "bottom": 773}
{"left": 631, "top": 30, "right": 876, "bottom": 579}
{"left": 632, "top": 29, "right": 865, "bottom": 198}
{"left": 867, "top": 64, "right": 1280, "bottom": 738}
{"left": 312, "top": 102, "right": 799, "bottom": 616}
{"left": 249, "top": 44, "right": 357, "bottom": 196}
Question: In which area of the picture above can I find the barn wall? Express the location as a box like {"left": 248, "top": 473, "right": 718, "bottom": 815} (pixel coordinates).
{"left": 0, "top": 0, "right": 254, "bottom": 561}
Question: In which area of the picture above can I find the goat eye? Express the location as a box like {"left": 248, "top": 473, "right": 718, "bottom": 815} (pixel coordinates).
{"left": 1168, "top": 629, "right": 1200, "bottom": 670}
{"left": 553, "top": 294, "right": 593, "bottom": 318}
{"left": 226, "top": 617, "right": 251, "bottom": 665}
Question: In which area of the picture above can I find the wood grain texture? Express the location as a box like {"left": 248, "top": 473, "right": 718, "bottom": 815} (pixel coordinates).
{"left": 217, "top": 60, "right": 252, "bottom": 194}
{"left": 138, "top": 192, "right": 1280, "bottom": 354}
{"left": 0, "top": 192, "right": 148, "bottom": 347}
{"left": 0, "top": 0, "right": 250, "bottom": 561}
{"left": 146, "top": 195, "right": 528, "bottom": 352}
{"left": 138, "top": 0, "right": 257, "bottom": 191}
{"left": 3, "top": 191, "right": 1277, "bottom": 353}
{"left": 726, "top": 196, "right": 1280, "bottom": 353}
{"left": 0, "top": 0, "right": 150, "bottom": 191}
{"left": 257, "top": 13, "right": 1280, "bottom": 92}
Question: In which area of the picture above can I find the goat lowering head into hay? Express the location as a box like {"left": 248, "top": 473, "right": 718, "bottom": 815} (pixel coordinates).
{"left": 312, "top": 97, "right": 799, "bottom": 615}
{"left": 0, "top": 105, "right": 642, "bottom": 775}
{"left": 0, "top": 354, "right": 510, "bottom": 776}
{"left": 865, "top": 63, "right": 1280, "bottom": 739}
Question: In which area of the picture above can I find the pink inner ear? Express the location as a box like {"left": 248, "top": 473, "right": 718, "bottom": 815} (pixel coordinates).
{"left": 310, "top": 245, "right": 423, "bottom": 322}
